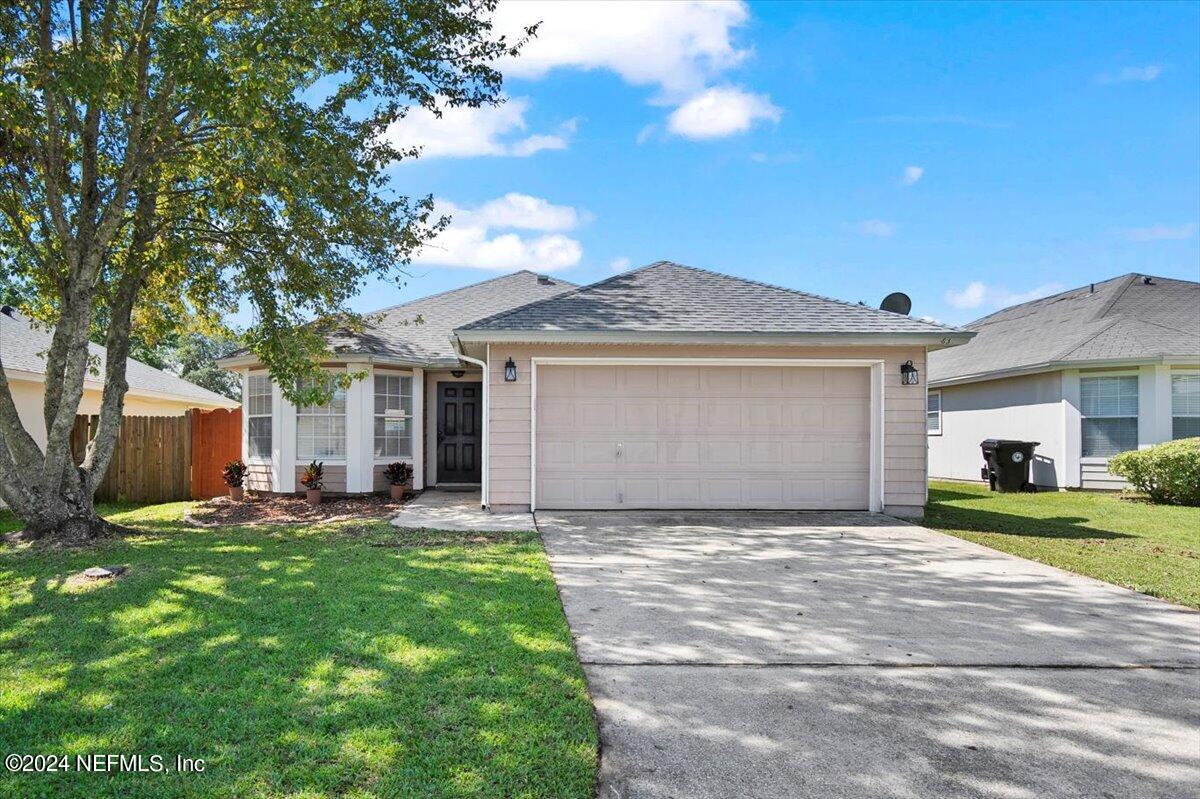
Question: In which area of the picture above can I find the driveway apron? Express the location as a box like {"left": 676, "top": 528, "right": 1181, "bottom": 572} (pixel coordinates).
{"left": 536, "top": 511, "right": 1200, "bottom": 799}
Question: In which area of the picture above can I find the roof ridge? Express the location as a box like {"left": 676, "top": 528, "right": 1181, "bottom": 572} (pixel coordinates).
{"left": 1090, "top": 273, "right": 1139, "bottom": 322}
{"left": 1048, "top": 317, "right": 1119, "bottom": 362}
{"left": 964, "top": 273, "right": 1136, "bottom": 328}
{"left": 655, "top": 261, "right": 963, "bottom": 331}
{"left": 455, "top": 261, "right": 672, "bottom": 331}
{"left": 367, "top": 270, "right": 575, "bottom": 317}
{"left": 461, "top": 260, "right": 962, "bottom": 334}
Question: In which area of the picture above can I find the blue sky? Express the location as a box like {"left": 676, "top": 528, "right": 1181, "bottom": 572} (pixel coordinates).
{"left": 336, "top": 0, "right": 1199, "bottom": 327}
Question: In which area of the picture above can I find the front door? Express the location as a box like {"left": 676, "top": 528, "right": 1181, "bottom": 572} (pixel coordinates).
{"left": 437, "top": 382, "right": 482, "bottom": 483}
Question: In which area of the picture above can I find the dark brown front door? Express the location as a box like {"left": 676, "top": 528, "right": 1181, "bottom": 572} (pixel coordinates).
{"left": 437, "top": 382, "right": 482, "bottom": 483}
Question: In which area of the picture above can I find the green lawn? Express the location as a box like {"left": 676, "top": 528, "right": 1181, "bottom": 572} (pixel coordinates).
{"left": 0, "top": 504, "right": 596, "bottom": 799}
{"left": 925, "top": 480, "right": 1200, "bottom": 608}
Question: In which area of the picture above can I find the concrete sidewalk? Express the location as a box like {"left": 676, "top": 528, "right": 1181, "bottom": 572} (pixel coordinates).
{"left": 538, "top": 511, "right": 1200, "bottom": 799}
{"left": 390, "top": 490, "right": 535, "bottom": 532}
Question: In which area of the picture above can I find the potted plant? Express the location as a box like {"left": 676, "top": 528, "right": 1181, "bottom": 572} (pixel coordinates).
{"left": 382, "top": 462, "right": 413, "bottom": 501}
{"left": 222, "top": 459, "right": 247, "bottom": 501}
{"left": 300, "top": 460, "right": 324, "bottom": 506}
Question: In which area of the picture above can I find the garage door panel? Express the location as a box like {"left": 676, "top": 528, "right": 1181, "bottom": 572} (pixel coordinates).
{"left": 539, "top": 400, "right": 575, "bottom": 429}
{"left": 535, "top": 365, "right": 871, "bottom": 510}
{"left": 665, "top": 441, "right": 701, "bottom": 463}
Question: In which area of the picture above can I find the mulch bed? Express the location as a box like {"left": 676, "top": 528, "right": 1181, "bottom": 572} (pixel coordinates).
{"left": 186, "top": 493, "right": 412, "bottom": 527}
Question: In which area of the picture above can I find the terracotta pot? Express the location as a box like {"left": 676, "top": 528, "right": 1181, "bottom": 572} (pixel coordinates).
{"left": 306, "top": 488, "right": 322, "bottom": 506}
{"left": 390, "top": 483, "right": 406, "bottom": 501}
{"left": 229, "top": 486, "right": 244, "bottom": 502}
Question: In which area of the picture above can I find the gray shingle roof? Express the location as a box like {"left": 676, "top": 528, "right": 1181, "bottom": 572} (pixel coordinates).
{"left": 319, "top": 270, "right": 576, "bottom": 366}
{"left": 0, "top": 312, "right": 237, "bottom": 407}
{"left": 928, "top": 273, "right": 1200, "bottom": 385}
{"left": 457, "top": 261, "right": 964, "bottom": 336}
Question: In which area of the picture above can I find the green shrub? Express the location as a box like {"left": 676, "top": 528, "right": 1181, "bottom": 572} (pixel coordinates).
{"left": 1109, "top": 438, "right": 1200, "bottom": 506}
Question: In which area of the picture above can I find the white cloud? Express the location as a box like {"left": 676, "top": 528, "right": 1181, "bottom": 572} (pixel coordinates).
{"left": 493, "top": 1, "right": 751, "bottom": 100}
{"left": 382, "top": 98, "right": 572, "bottom": 159}
{"left": 903, "top": 166, "right": 924, "bottom": 185}
{"left": 465, "top": 193, "right": 584, "bottom": 232}
{"left": 1120, "top": 223, "right": 1196, "bottom": 242}
{"left": 415, "top": 194, "right": 585, "bottom": 272}
{"left": 493, "top": 2, "right": 777, "bottom": 140}
{"left": 1097, "top": 64, "right": 1162, "bottom": 85}
{"left": 667, "top": 86, "right": 781, "bottom": 139}
{"left": 945, "top": 281, "right": 1063, "bottom": 310}
{"left": 609, "top": 256, "right": 632, "bottom": 272}
{"left": 853, "top": 220, "right": 896, "bottom": 237}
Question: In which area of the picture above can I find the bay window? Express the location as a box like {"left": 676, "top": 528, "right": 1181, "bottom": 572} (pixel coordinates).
{"left": 374, "top": 374, "right": 413, "bottom": 458}
{"left": 247, "top": 374, "right": 272, "bottom": 459}
{"left": 1080, "top": 375, "right": 1138, "bottom": 457}
{"left": 296, "top": 375, "right": 346, "bottom": 460}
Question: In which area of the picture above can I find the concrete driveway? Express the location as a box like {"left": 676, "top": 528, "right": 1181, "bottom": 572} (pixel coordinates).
{"left": 536, "top": 511, "right": 1200, "bottom": 799}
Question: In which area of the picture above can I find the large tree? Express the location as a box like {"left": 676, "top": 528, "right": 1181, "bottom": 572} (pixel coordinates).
{"left": 0, "top": 0, "right": 529, "bottom": 540}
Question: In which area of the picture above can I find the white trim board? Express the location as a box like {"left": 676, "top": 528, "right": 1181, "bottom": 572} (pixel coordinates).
{"left": 529, "top": 357, "right": 886, "bottom": 513}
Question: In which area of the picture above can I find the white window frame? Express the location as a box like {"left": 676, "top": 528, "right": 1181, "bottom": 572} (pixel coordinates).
{"left": 1171, "top": 370, "right": 1200, "bottom": 440}
{"left": 295, "top": 373, "right": 347, "bottom": 462}
{"left": 1080, "top": 372, "right": 1139, "bottom": 459}
{"left": 926, "top": 389, "right": 942, "bottom": 436}
{"left": 373, "top": 373, "right": 415, "bottom": 460}
{"left": 246, "top": 373, "right": 273, "bottom": 461}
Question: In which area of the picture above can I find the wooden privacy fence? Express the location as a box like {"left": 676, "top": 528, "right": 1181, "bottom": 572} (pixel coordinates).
{"left": 71, "top": 407, "right": 241, "bottom": 503}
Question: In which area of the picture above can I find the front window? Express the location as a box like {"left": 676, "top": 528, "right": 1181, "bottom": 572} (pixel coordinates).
{"left": 374, "top": 374, "right": 414, "bottom": 458}
{"left": 247, "top": 374, "right": 272, "bottom": 459}
{"left": 926, "top": 390, "right": 942, "bottom": 434}
{"left": 1172, "top": 373, "right": 1200, "bottom": 439}
{"left": 296, "top": 375, "right": 346, "bottom": 460}
{"left": 1080, "top": 375, "right": 1138, "bottom": 457}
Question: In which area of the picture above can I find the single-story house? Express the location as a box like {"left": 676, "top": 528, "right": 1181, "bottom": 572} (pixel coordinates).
{"left": 927, "top": 273, "right": 1200, "bottom": 490}
{"left": 218, "top": 262, "right": 972, "bottom": 518}
{"left": 0, "top": 310, "right": 238, "bottom": 450}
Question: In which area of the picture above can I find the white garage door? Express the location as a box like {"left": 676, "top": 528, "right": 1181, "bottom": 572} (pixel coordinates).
{"left": 535, "top": 364, "right": 872, "bottom": 510}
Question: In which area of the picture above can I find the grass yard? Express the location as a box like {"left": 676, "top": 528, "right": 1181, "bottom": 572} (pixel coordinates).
{"left": 0, "top": 504, "right": 596, "bottom": 799}
{"left": 926, "top": 480, "right": 1200, "bottom": 608}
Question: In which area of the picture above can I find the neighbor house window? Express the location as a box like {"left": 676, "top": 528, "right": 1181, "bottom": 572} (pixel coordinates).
{"left": 374, "top": 374, "right": 414, "bottom": 458}
{"left": 247, "top": 374, "right": 273, "bottom": 459}
{"left": 926, "top": 390, "right": 942, "bottom": 434}
{"left": 1172, "top": 373, "right": 1200, "bottom": 440}
{"left": 1080, "top": 375, "right": 1138, "bottom": 457}
{"left": 296, "top": 375, "right": 346, "bottom": 460}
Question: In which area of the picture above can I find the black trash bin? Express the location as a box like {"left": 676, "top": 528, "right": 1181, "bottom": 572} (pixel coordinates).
{"left": 980, "top": 439, "right": 1039, "bottom": 492}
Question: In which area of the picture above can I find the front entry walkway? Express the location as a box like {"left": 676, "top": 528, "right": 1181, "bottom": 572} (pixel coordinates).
{"left": 537, "top": 511, "right": 1200, "bottom": 799}
{"left": 389, "top": 490, "right": 535, "bottom": 532}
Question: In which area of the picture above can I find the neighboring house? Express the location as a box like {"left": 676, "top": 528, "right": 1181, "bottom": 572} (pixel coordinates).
{"left": 927, "top": 274, "right": 1200, "bottom": 490}
{"left": 218, "top": 262, "right": 971, "bottom": 518}
{"left": 0, "top": 310, "right": 238, "bottom": 451}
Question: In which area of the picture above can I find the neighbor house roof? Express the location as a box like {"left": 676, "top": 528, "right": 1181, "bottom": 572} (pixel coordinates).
{"left": 0, "top": 311, "right": 238, "bottom": 407}
{"left": 928, "top": 273, "right": 1200, "bottom": 387}
{"left": 220, "top": 270, "right": 577, "bottom": 369}
{"left": 455, "top": 261, "right": 969, "bottom": 344}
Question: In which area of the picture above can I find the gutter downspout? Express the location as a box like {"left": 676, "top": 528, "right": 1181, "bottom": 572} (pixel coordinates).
{"left": 451, "top": 337, "right": 488, "bottom": 509}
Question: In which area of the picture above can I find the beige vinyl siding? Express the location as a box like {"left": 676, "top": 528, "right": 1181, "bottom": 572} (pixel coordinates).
{"left": 487, "top": 344, "right": 927, "bottom": 511}
{"left": 294, "top": 463, "right": 347, "bottom": 493}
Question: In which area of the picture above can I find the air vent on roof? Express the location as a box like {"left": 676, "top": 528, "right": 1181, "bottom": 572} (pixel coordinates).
{"left": 537, "top": 274, "right": 552, "bottom": 285}
{"left": 880, "top": 292, "right": 912, "bottom": 316}
{"left": 1142, "top": 276, "right": 1153, "bottom": 285}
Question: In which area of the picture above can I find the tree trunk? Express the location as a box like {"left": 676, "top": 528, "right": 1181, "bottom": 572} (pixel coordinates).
{"left": 17, "top": 476, "right": 125, "bottom": 543}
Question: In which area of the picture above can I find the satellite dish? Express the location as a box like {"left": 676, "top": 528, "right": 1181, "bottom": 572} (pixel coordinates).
{"left": 880, "top": 292, "right": 912, "bottom": 316}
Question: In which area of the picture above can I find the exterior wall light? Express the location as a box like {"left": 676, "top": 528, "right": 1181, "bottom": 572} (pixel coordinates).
{"left": 504, "top": 358, "right": 517, "bottom": 382}
{"left": 450, "top": 369, "right": 465, "bottom": 378}
{"left": 900, "top": 360, "right": 919, "bottom": 385}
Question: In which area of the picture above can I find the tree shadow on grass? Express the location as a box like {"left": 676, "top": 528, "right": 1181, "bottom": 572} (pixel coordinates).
{"left": 0, "top": 512, "right": 597, "bottom": 799}
{"left": 926, "top": 489, "right": 1135, "bottom": 541}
